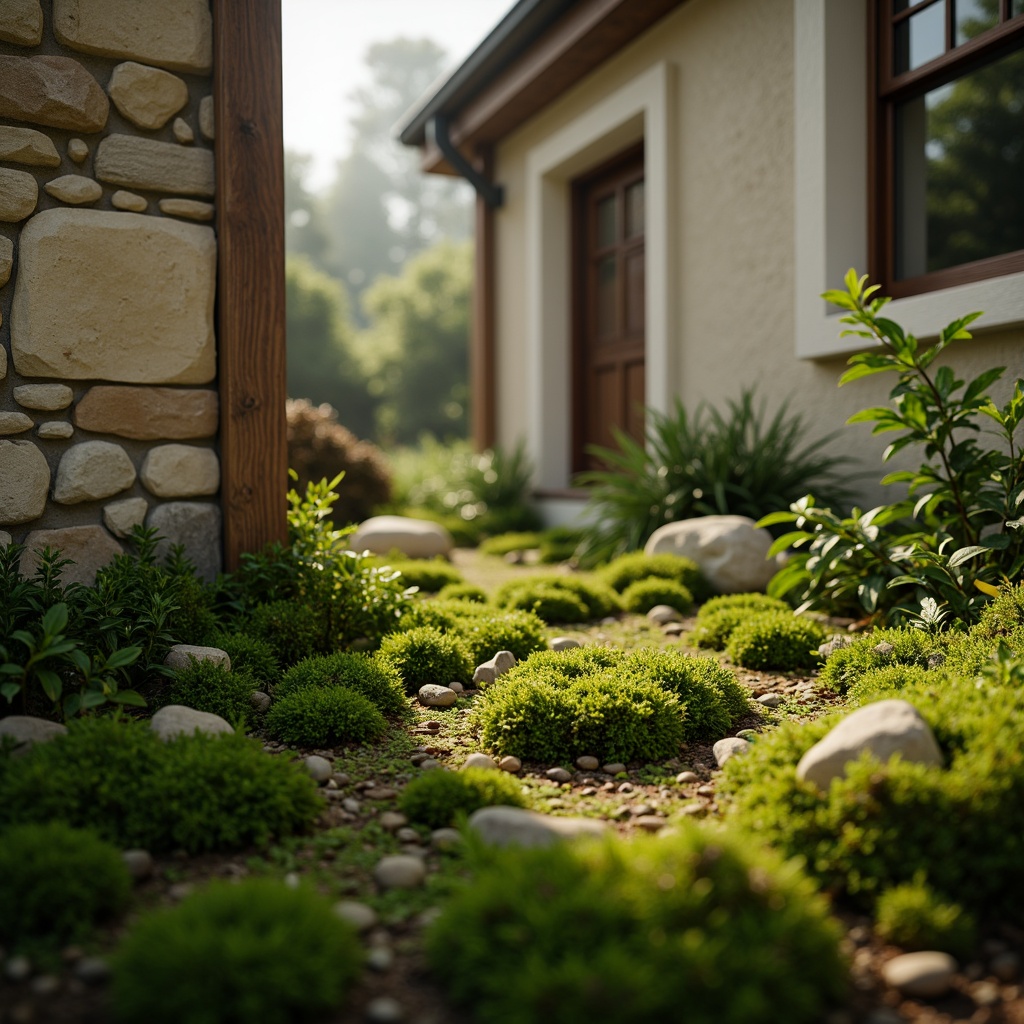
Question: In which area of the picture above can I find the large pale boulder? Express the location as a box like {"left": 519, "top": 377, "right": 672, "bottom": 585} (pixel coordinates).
{"left": 796, "top": 699, "right": 943, "bottom": 792}
{"left": 0, "top": 55, "right": 109, "bottom": 132}
{"left": 147, "top": 501, "right": 221, "bottom": 581}
{"left": 644, "top": 515, "right": 777, "bottom": 594}
{"left": 20, "top": 525, "right": 123, "bottom": 586}
{"left": 0, "top": 126, "right": 60, "bottom": 166}
{"left": 0, "top": 0, "right": 43, "bottom": 47}
{"left": 107, "top": 62, "right": 188, "bottom": 130}
{"left": 0, "top": 440, "right": 49, "bottom": 525}
{"left": 53, "top": 0, "right": 213, "bottom": 73}
{"left": 164, "top": 644, "right": 230, "bottom": 672}
{"left": 11, "top": 209, "right": 216, "bottom": 384}
{"left": 53, "top": 440, "right": 136, "bottom": 503}
{"left": 350, "top": 515, "right": 453, "bottom": 559}
{"left": 74, "top": 386, "right": 218, "bottom": 440}
{"left": 140, "top": 444, "right": 219, "bottom": 498}
{"left": 95, "top": 134, "right": 214, "bottom": 196}
{"left": 468, "top": 807, "right": 609, "bottom": 849}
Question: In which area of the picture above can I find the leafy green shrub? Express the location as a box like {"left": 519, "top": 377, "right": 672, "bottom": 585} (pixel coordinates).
{"left": 0, "top": 823, "right": 131, "bottom": 951}
{"left": 599, "top": 551, "right": 707, "bottom": 598}
{"left": 763, "top": 270, "right": 1024, "bottom": 624}
{"left": 247, "top": 600, "right": 330, "bottom": 667}
{"left": 436, "top": 582, "right": 488, "bottom": 603}
{"left": 377, "top": 626, "right": 473, "bottom": 693}
{"left": 274, "top": 652, "right": 407, "bottom": 718}
{"left": 721, "top": 672, "right": 1024, "bottom": 913}
{"left": 427, "top": 826, "right": 846, "bottom": 1024}
{"left": 875, "top": 878, "right": 975, "bottom": 956}
{"left": 398, "top": 767, "right": 526, "bottom": 828}
{"left": 111, "top": 878, "right": 361, "bottom": 1024}
{"left": 208, "top": 631, "right": 279, "bottom": 691}
{"left": 621, "top": 578, "right": 693, "bottom": 615}
{"left": 725, "top": 612, "right": 826, "bottom": 671}
{"left": 265, "top": 686, "right": 387, "bottom": 747}
{"left": 494, "top": 575, "right": 620, "bottom": 623}
{"left": 163, "top": 659, "right": 256, "bottom": 727}
{"left": 818, "top": 627, "right": 941, "bottom": 693}
{"left": 0, "top": 718, "right": 321, "bottom": 854}
{"left": 376, "top": 556, "right": 461, "bottom": 593}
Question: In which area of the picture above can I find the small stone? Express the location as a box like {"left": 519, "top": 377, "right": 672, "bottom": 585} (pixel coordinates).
{"left": 549, "top": 636, "right": 580, "bottom": 651}
{"left": 199, "top": 94, "right": 214, "bottom": 139}
{"left": 44, "top": 174, "right": 102, "bottom": 205}
{"left": 736, "top": 729, "right": 758, "bottom": 740}
{"left": 173, "top": 117, "right": 194, "bottom": 143}
{"left": 31, "top": 974, "right": 60, "bottom": 995}
{"left": 363, "top": 786, "right": 397, "bottom": 800}
{"left": 463, "top": 752, "right": 498, "bottom": 770}
{"left": 334, "top": 900, "right": 377, "bottom": 932}
{"left": 634, "top": 815, "right": 666, "bottom": 832}
{"left": 0, "top": 126, "right": 60, "bottom": 167}
{"left": 68, "top": 138, "right": 89, "bottom": 163}
{"left": 617, "top": 781, "right": 634, "bottom": 793}
{"left": 448, "top": 681, "right": 464, "bottom": 693}
{"left": 757, "top": 693, "right": 785, "bottom": 708}
{"left": 713, "top": 737, "right": 751, "bottom": 766}
{"left": 342, "top": 798, "right": 361, "bottom": 814}
{"left": 676, "top": 770, "right": 699, "bottom": 784}
{"left": 575, "top": 755, "right": 599, "bottom": 771}
{"left": 469, "top": 806, "right": 609, "bottom": 848}
{"left": 473, "top": 650, "right": 515, "bottom": 686}
{"left": 498, "top": 755, "right": 521, "bottom": 773}
{"left": 546, "top": 767, "right": 572, "bottom": 783}
{"left": 602, "top": 763, "right": 627, "bottom": 775}
{"left": 74, "top": 957, "right": 111, "bottom": 984}
{"left": 881, "top": 951, "right": 957, "bottom": 998}
{"left": 150, "top": 704, "right": 233, "bottom": 741}
{"left": 159, "top": 198, "right": 214, "bottom": 221}
{"left": 417, "top": 758, "right": 441, "bottom": 771}
{"left": 662, "top": 621, "right": 686, "bottom": 635}
{"left": 107, "top": 61, "right": 188, "bottom": 130}
{"left": 973, "top": 980, "right": 1002, "bottom": 1006}
{"left": 395, "top": 827, "right": 419, "bottom": 844}
{"left": 873, "top": 641, "right": 895, "bottom": 657}
{"left": 111, "top": 189, "right": 147, "bottom": 212}
{"left": 53, "top": 441, "right": 136, "bottom": 503}
{"left": 14, "top": 384, "right": 74, "bottom": 412}
{"left": 36, "top": 421, "right": 73, "bottom": 440}
{"left": 365, "top": 996, "right": 404, "bottom": 1023}
{"left": 0, "top": 167, "right": 37, "bottom": 221}
{"left": 121, "top": 849, "right": 154, "bottom": 880}
{"left": 164, "top": 644, "right": 230, "bottom": 672}
{"left": 304, "top": 755, "right": 332, "bottom": 784}
{"left": 0, "top": 55, "right": 109, "bottom": 133}
{"left": 96, "top": 134, "right": 214, "bottom": 196}
{"left": 167, "top": 882, "right": 194, "bottom": 901}
{"left": 647, "top": 604, "right": 683, "bottom": 624}
{"left": 818, "top": 634, "right": 853, "bottom": 659}
{"left": 0, "top": 412, "right": 33, "bottom": 435}
{"left": 418, "top": 684, "right": 457, "bottom": 708}
{"left": 0, "top": 0, "right": 43, "bottom": 47}
{"left": 141, "top": 444, "right": 219, "bottom": 498}
{"left": 283, "top": 872, "right": 300, "bottom": 889}
{"left": 103, "top": 497, "right": 149, "bottom": 538}
{"left": 373, "top": 855, "right": 426, "bottom": 890}
{"left": 366, "top": 947, "right": 393, "bottom": 972}
{"left": 991, "top": 951, "right": 1020, "bottom": 981}
{"left": 379, "top": 811, "right": 408, "bottom": 831}
{"left": 697, "top": 785, "right": 716, "bottom": 797}
{"left": 0, "top": 716, "right": 68, "bottom": 756}
{"left": 431, "top": 827, "right": 462, "bottom": 849}
{"left": 6, "top": 955, "right": 32, "bottom": 980}
{"left": 349, "top": 514, "right": 452, "bottom": 559}
{"left": 579, "top": 786, "right": 597, "bottom": 796}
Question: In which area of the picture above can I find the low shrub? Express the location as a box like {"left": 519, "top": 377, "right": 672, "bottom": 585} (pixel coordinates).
{"left": 621, "top": 578, "right": 693, "bottom": 615}
{"left": 537, "top": 526, "right": 585, "bottom": 564}
{"left": 265, "top": 686, "right": 387, "bottom": 748}
{"left": 0, "top": 822, "right": 131, "bottom": 952}
{"left": 163, "top": 659, "right": 256, "bottom": 727}
{"left": 247, "top": 600, "right": 329, "bottom": 667}
{"left": 111, "top": 878, "right": 361, "bottom": 1024}
{"left": 376, "top": 626, "right": 473, "bottom": 693}
{"left": 690, "top": 595, "right": 793, "bottom": 650}
{"left": 599, "top": 551, "right": 707, "bottom": 598}
{"left": 725, "top": 612, "right": 826, "bottom": 671}
{"left": 273, "top": 652, "right": 408, "bottom": 719}
{"left": 0, "top": 718, "right": 321, "bottom": 854}
{"left": 818, "top": 627, "right": 941, "bottom": 693}
{"left": 698, "top": 593, "right": 792, "bottom": 619}
{"left": 377, "top": 557, "right": 461, "bottom": 593}
{"left": 845, "top": 664, "right": 932, "bottom": 706}
{"left": 973, "top": 581, "right": 1024, "bottom": 640}
{"left": 943, "top": 623, "right": 1024, "bottom": 677}
{"left": 479, "top": 532, "right": 542, "bottom": 557}
{"left": 398, "top": 767, "right": 526, "bottom": 828}
{"left": 427, "top": 826, "right": 846, "bottom": 1024}
{"left": 874, "top": 878, "right": 975, "bottom": 956}
{"left": 400, "top": 601, "right": 547, "bottom": 665}
{"left": 494, "top": 575, "right": 620, "bottom": 624}
{"left": 208, "top": 632, "right": 280, "bottom": 691}
{"left": 436, "top": 582, "right": 488, "bottom": 603}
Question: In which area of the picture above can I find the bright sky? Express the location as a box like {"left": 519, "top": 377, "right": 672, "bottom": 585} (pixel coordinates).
{"left": 282, "top": 0, "right": 515, "bottom": 192}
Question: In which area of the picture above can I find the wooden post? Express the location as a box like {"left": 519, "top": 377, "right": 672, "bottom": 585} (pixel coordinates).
{"left": 213, "top": 0, "right": 288, "bottom": 569}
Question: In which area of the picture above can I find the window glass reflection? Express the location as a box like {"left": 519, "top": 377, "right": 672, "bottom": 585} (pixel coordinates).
{"left": 895, "top": 2, "right": 946, "bottom": 74}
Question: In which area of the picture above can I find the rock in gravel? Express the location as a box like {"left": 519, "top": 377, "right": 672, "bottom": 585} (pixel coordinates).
{"left": 756, "top": 693, "right": 785, "bottom": 708}
{"left": 797, "top": 699, "right": 943, "bottom": 791}
{"left": 463, "top": 752, "right": 498, "bottom": 771}
{"left": 634, "top": 815, "right": 666, "bottom": 832}
{"left": 473, "top": 650, "right": 516, "bottom": 686}
{"left": 367, "top": 946, "right": 394, "bottom": 972}
{"left": 333, "top": 900, "right": 378, "bottom": 933}
{"left": 150, "top": 704, "right": 233, "bottom": 741}
{"left": 379, "top": 811, "right": 407, "bottom": 831}
{"left": 575, "top": 755, "right": 599, "bottom": 771}
{"left": 418, "top": 684, "right": 457, "bottom": 707}
{"left": 818, "top": 634, "right": 853, "bottom": 659}
{"left": 647, "top": 604, "right": 683, "bottom": 624}
{"left": 250, "top": 690, "right": 271, "bottom": 713}
{"left": 417, "top": 758, "right": 442, "bottom": 770}
{"left": 373, "top": 855, "right": 426, "bottom": 890}
{"left": 449, "top": 681, "right": 464, "bottom": 693}
{"left": 545, "top": 767, "right": 572, "bottom": 783}
{"left": 431, "top": 827, "right": 462, "bottom": 849}
{"left": 6, "top": 955, "right": 32, "bottom": 980}
{"left": 881, "top": 951, "right": 957, "bottom": 998}
{"left": 0, "top": 715, "right": 67, "bottom": 756}
{"left": 365, "top": 995, "right": 405, "bottom": 1022}
{"left": 676, "top": 770, "right": 699, "bottom": 784}
{"left": 713, "top": 737, "right": 751, "bottom": 766}
{"left": 499, "top": 755, "right": 522, "bottom": 773}
{"left": 363, "top": 786, "right": 397, "bottom": 800}
{"left": 469, "top": 806, "right": 608, "bottom": 848}
{"left": 603, "top": 763, "right": 626, "bottom": 775}
{"left": 304, "top": 755, "right": 332, "bottom": 784}
{"left": 549, "top": 636, "right": 580, "bottom": 651}
{"left": 121, "top": 849, "right": 153, "bottom": 880}
{"left": 395, "top": 827, "right": 419, "bottom": 844}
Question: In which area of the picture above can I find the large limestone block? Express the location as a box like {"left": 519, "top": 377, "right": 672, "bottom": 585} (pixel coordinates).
{"left": 95, "top": 133, "right": 214, "bottom": 196}
{"left": 350, "top": 515, "right": 454, "bottom": 559}
{"left": 0, "top": 55, "right": 109, "bottom": 132}
{"left": 140, "top": 444, "right": 219, "bottom": 498}
{"left": 644, "top": 515, "right": 777, "bottom": 594}
{"left": 148, "top": 501, "right": 221, "bottom": 581}
{"left": 107, "top": 62, "right": 188, "bottom": 130}
{"left": 0, "top": 0, "right": 44, "bottom": 46}
{"left": 0, "top": 236, "right": 13, "bottom": 287}
{"left": 0, "top": 440, "right": 49, "bottom": 524}
{"left": 0, "top": 126, "right": 61, "bottom": 167}
{"left": 11, "top": 209, "right": 216, "bottom": 384}
{"left": 796, "top": 699, "right": 944, "bottom": 792}
{"left": 20, "top": 524, "right": 123, "bottom": 585}
{"left": 53, "top": 440, "right": 136, "bottom": 503}
{"left": 74, "top": 386, "right": 218, "bottom": 439}
{"left": 0, "top": 168, "right": 38, "bottom": 222}
{"left": 53, "top": 0, "right": 213, "bottom": 73}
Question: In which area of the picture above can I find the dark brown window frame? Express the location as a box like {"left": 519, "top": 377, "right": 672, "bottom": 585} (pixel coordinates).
{"left": 870, "top": 0, "right": 1024, "bottom": 297}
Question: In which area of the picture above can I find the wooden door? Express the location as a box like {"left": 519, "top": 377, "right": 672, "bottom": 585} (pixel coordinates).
{"left": 572, "top": 147, "right": 645, "bottom": 473}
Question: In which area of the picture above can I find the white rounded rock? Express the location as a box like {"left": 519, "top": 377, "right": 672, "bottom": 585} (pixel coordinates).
{"left": 333, "top": 900, "right": 378, "bottom": 932}
{"left": 164, "top": 644, "right": 230, "bottom": 672}
{"left": 418, "top": 684, "right": 457, "bottom": 708}
{"left": 498, "top": 755, "right": 521, "bottom": 773}
{"left": 646, "top": 604, "right": 683, "bottom": 624}
{"left": 349, "top": 515, "right": 453, "bottom": 559}
{"left": 304, "top": 755, "right": 332, "bottom": 784}
{"left": 373, "top": 855, "right": 426, "bottom": 890}
{"left": 881, "top": 951, "right": 957, "bottom": 998}
{"left": 549, "top": 636, "right": 581, "bottom": 651}
{"left": 0, "top": 715, "right": 67, "bottom": 756}
{"left": 150, "top": 704, "right": 233, "bottom": 741}
{"left": 469, "top": 806, "right": 608, "bottom": 848}
{"left": 463, "top": 752, "right": 498, "bottom": 771}
{"left": 713, "top": 737, "right": 751, "bottom": 766}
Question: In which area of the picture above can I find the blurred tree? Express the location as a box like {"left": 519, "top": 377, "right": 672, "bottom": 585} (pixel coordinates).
{"left": 284, "top": 151, "right": 329, "bottom": 265}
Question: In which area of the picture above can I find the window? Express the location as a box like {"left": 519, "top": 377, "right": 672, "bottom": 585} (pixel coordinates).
{"left": 873, "top": 0, "right": 1024, "bottom": 296}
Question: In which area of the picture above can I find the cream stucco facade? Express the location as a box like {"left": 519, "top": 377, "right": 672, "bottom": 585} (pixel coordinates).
{"left": 487, "top": 0, "right": 1024, "bottom": 522}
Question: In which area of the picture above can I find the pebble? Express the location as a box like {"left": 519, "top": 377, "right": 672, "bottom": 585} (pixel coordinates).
{"left": 647, "top": 604, "right": 682, "bottom": 624}
{"left": 991, "top": 951, "right": 1020, "bottom": 981}
{"left": 168, "top": 882, "right": 194, "bottom": 901}
{"left": 603, "top": 763, "right": 626, "bottom": 775}
{"left": 333, "top": 772, "right": 351, "bottom": 786}
{"left": 546, "top": 767, "right": 572, "bottom": 783}
{"left": 448, "top": 681, "right": 464, "bottom": 693}
{"left": 418, "top": 758, "right": 442, "bottom": 771}
{"left": 756, "top": 693, "right": 785, "bottom": 708}
{"left": 712, "top": 737, "right": 751, "bottom": 766}
{"left": 30, "top": 974, "right": 59, "bottom": 996}
{"left": 74, "top": 957, "right": 111, "bottom": 984}
{"left": 363, "top": 787, "right": 398, "bottom": 800}
{"left": 366, "top": 946, "right": 394, "bottom": 972}
{"left": 424, "top": 721, "right": 442, "bottom": 731}
{"left": 379, "top": 811, "right": 407, "bottom": 831}
{"left": 373, "top": 855, "right": 427, "bottom": 890}
{"left": 498, "top": 755, "right": 521, "bottom": 773}
{"left": 881, "top": 950, "right": 957, "bottom": 998}
{"left": 579, "top": 787, "right": 597, "bottom": 797}
{"left": 675, "top": 770, "right": 699, "bottom": 784}
{"left": 430, "top": 827, "right": 462, "bottom": 849}
{"left": 395, "top": 827, "right": 420, "bottom": 844}
{"left": 122, "top": 848, "right": 154, "bottom": 880}
{"left": 343, "top": 798, "right": 362, "bottom": 814}
{"left": 617, "top": 782, "right": 633, "bottom": 793}
{"left": 549, "top": 636, "right": 581, "bottom": 651}
{"left": 575, "top": 755, "right": 599, "bottom": 771}
{"left": 283, "top": 872, "right": 300, "bottom": 889}
{"left": 634, "top": 815, "right": 665, "bottom": 832}
{"left": 736, "top": 729, "right": 758, "bottom": 740}
{"left": 366, "top": 995, "right": 405, "bottom": 1022}
{"left": 463, "top": 752, "right": 499, "bottom": 771}
{"left": 334, "top": 901, "right": 378, "bottom": 932}
{"left": 418, "top": 684, "right": 457, "bottom": 708}
{"left": 662, "top": 621, "right": 686, "bottom": 635}
{"left": 680, "top": 803, "right": 705, "bottom": 816}
{"left": 304, "top": 755, "right": 332, "bottom": 784}
{"left": 6, "top": 955, "right": 32, "bottom": 981}
{"left": 973, "top": 980, "right": 1002, "bottom": 1006}
{"left": 696, "top": 785, "right": 715, "bottom": 798}
{"left": 410, "top": 753, "right": 430, "bottom": 766}
{"left": 631, "top": 803, "right": 655, "bottom": 816}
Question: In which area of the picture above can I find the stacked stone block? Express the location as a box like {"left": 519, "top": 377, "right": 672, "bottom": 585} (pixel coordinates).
{"left": 0, "top": 0, "right": 222, "bottom": 582}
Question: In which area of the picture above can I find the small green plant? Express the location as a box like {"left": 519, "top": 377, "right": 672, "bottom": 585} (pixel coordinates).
{"left": 163, "top": 658, "right": 256, "bottom": 727}
{"left": 598, "top": 551, "right": 708, "bottom": 599}
{"left": 621, "top": 578, "right": 694, "bottom": 615}
{"left": 845, "top": 664, "right": 933, "bottom": 706}
{"left": 111, "top": 878, "right": 361, "bottom": 1024}
{"left": 494, "top": 575, "right": 620, "bottom": 624}
{"left": 427, "top": 827, "right": 846, "bottom": 1024}
{"left": 265, "top": 686, "right": 387, "bottom": 747}
{"left": 973, "top": 580, "right": 1024, "bottom": 639}
{"left": 246, "top": 599, "right": 329, "bottom": 666}
{"left": 404, "top": 601, "right": 547, "bottom": 665}
{"left": 0, "top": 822, "right": 131, "bottom": 953}
{"left": 398, "top": 766, "right": 526, "bottom": 828}
{"left": 874, "top": 877, "right": 976, "bottom": 956}
{"left": 725, "top": 612, "right": 826, "bottom": 671}
{"left": 376, "top": 626, "right": 473, "bottom": 693}
{"left": 274, "top": 652, "right": 408, "bottom": 718}
{"left": 818, "top": 627, "right": 941, "bottom": 693}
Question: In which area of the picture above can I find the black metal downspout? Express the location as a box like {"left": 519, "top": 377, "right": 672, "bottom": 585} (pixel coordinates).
{"left": 428, "top": 115, "right": 504, "bottom": 208}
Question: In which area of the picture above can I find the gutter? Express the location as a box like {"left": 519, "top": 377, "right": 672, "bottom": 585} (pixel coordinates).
{"left": 427, "top": 115, "right": 504, "bottom": 208}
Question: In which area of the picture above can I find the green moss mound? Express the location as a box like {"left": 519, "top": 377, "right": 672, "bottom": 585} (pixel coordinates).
{"left": 436, "top": 582, "right": 488, "bottom": 603}
{"left": 479, "top": 532, "right": 543, "bottom": 556}
{"left": 265, "top": 686, "right": 387, "bottom": 748}
{"left": 427, "top": 827, "right": 846, "bottom": 1024}
{"left": 690, "top": 594, "right": 791, "bottom": 650}
{"left": 382, "top": 557, "right": 462, "bottom": 593}
{"left": 398, "top": 767, "right": 526, "bottom": 828}
{"left": 818, "top": 627, "right": 941, "bottom": 693}
{"left": 400, "top": 602, "right": 547, "bottom": 665}
{"left": 698, "top": 593, "right": 792, "bottom": 618}
{"left": 494, "top": 574, "right": 620, "bottom": 623}
{"left": 208, "top": 631, "right": 280, "bottom": 691}
{"left": 621, "top": 578, "right": 693, "bottom": 615}
{"left": 973, "top": 581, "right": 1024, "bottom": 639}
{"left": 845, "top": 664, "right": 932, "bottom": 706}
{"left": 0, "top": 823, "right": 131, "bottom": 952}
{"left": 164, "top": 659, "right": 256, "bottom": 727}
{"left": 0, "top": 718, "right": 321, "bottom": 854}
{"left": 376, "top": 626, "right": 473, "bottom": 693}
{"left": 274, "top": 652, "right": 408, "bottom": 719}
{"left": 875, "top": 878, "right": 975, "bottom": 956}
{"left": 111, "top": 879, "right": 361, "bottom": 1024}
{"left": 247, "top": 599, "right": 327, "bottom": 666}
{"left": 599, "top": 551, "right": 709, "bottom": 600}
{"left": 725, "top": 612, "right": 826, "bottom": 671}
{"left": 500, "top": 584, "right": 589, "bottom": 624}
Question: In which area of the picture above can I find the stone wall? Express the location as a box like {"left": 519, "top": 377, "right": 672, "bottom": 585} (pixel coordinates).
{"left": 0, "top": 0, "right": 222, "bottom": 583}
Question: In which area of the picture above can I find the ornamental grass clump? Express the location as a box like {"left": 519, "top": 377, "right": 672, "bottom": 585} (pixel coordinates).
{"left": 818, "top": 627, "right": 941, "bottom": 693}
{"left": 725, "top": 612, "right": 826, "bottom": 671}
{"left": 620, "top": 577, "right": 693, "bottom": 615}
{"left": 398, "top": 767, "right": 526, "bottom": 828}
{"left": 0, "top": 823, "right": 131, "bottom": 953}
{"left": 427, "top": 826, "right": 846, "bottom": 1024}
{"left": 273, "top": 651, "right": 408, "bottom": 719}
{"left": 111, "top": 879, "right": 362, "bottom": 1024}
{"left": 265, "top": 686, "right": 387, "bottom": 748}
{"left": 376, "top": 626, "right": 473, "bottom": 694}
